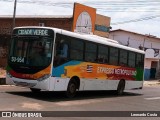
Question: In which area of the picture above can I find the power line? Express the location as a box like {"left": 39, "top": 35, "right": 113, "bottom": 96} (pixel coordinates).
{"left": 1, "top": 0, "right": 160, "bottom": 28}
{"left": 0, "top": 0, "right": 73, "bottom": 7}
{"left": 2, "top": 0, "right": 160, "bottom": 4}
{"left": 1, "top": 0, "right": 160, "bottom": 12}
{"left": 111, "top": 15, "right": 160, "bottom": 25}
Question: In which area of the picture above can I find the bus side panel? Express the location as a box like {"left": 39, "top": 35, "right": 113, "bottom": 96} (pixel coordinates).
{"left": 82, "top": 79, "right": 119, "bottom": 91}
{"left": 107, "top": 80, "right": 119, "bottom": 90}
{"left": 82, "top": 79, "right": 107, "bottom": 90}
{"left": 49, "top": 77, "right": 70, "bottom": 91}
{"left": 125, "top": 81, "right": 143, "bottom": 89}
{"left": 79, "top": 79, "right": 143, "bottom": 91}
{"left": 52, "top": 60, "right": 144, "bottom": 91}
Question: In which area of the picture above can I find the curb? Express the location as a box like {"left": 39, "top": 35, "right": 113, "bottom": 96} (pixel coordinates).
{"left": 0, "top": 78, "right": 6, "bottom": 85}
{"left": 144, "top": 80, "right": 160, "bottom": 86}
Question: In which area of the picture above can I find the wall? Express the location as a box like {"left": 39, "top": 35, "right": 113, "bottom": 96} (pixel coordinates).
{"left": 94, "top": 14, "right": 111, "bottom": 38}
{"left": 0, "top": 17, "right": 72, "bottom": 34}
{"left": 144, "top": 59, "right": 152, "bottom": 80}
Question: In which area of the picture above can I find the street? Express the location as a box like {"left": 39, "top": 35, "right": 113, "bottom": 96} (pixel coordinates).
{"left": 0, "top": 82, "right": 160, "bottom": 119}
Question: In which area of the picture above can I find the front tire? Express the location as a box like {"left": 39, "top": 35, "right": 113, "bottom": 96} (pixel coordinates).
{"left": 66, "top": 80, "right": 77, "bottom": 98}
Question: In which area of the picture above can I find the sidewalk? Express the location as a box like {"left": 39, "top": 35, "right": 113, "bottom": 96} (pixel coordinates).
{"left": 144, "top": 79, "right": 160, "bottom": 86}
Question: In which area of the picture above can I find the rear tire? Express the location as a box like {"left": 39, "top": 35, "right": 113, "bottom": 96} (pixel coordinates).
{"left": 66, "top": 80, "right": 77, "bottom": 98}
{"left": 117, "top": 80, "right": 125, "bottom": 95}
{"left": 30, "top": 88, "right": 41, "bottom": 93}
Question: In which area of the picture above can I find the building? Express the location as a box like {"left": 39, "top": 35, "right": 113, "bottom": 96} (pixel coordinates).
{"left": 94, "top": 14, "right": 111, "bottom": 38}
{"left": 109, "top": 29, "right": 160, "bottom": 80}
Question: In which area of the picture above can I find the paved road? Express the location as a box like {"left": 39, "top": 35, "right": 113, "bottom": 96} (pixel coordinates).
{"left": 0, "top": 85, "right": 160, "bottom": 120}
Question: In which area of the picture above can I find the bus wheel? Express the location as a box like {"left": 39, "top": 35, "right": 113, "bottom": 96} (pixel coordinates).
{"left": 117, "top": 80, "right": 125, "bottom": 95}
{"left": 30, "top": 88, "right": 41, "bottom": 93}
{"left": 66, "top": 80, "right": 77, "bottom": 98}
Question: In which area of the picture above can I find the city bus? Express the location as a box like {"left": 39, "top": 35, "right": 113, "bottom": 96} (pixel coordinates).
{"left": 6, "top": 26, "right": 145, "bottom": 97}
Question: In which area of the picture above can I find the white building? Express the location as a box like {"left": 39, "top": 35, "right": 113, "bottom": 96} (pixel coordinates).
{"left": 109, "top": 29, "right": 160, "bottom": 80}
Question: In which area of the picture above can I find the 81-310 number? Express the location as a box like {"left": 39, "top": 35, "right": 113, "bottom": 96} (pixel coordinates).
{"left": 11, "top": 57, "right": 25, "bottom": 63}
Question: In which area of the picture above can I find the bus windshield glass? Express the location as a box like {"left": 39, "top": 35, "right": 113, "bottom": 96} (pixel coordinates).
{"left": 9, "top": 36, "right": 53, "bottom": 67}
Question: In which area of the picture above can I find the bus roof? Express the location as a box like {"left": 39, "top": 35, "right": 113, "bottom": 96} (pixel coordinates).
{"left": 14, "top": 26, "right": 145, "bottom": 54}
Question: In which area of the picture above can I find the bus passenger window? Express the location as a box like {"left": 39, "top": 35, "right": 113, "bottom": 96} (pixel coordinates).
{"left": 85, "top": 42, "right": 97, "bottom": 62}
{"left": 54, "top": 39, "right": 69, "bottom": 66}
{"left": 136, "top": 54, "right": 144, "bottom": 68}
{"left": 128, "top": 52, "right": 136, "bottom": 67}
{"left": 59, "top": 40, "right": 68, "bottom": 58}
{"left": 119, "top": 49, "right": 127, "bottom": 66}
{"left": 109, "top": 47, "right": 118, "bottom": 65}
{"left": 98, "top": 45, "right": 108, "bottom": 64}
{"left": 70, "top": 39, "right": 84, "bottom": 61}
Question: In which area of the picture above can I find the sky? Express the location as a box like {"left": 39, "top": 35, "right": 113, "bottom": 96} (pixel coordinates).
{"left": 0, "top": 0, "right": 160, "bottom": 38}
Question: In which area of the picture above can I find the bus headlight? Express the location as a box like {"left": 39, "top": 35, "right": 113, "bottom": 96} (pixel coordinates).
{"left": 37, "top": 74, "right": 50, "bottom": 81}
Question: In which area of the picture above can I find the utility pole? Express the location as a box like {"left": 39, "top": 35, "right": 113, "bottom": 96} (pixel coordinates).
{"left": 12, "top": 0, "right": 17, "bottom": 32}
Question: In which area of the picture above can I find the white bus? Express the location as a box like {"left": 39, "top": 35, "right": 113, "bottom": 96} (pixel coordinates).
{"left": 6, "top": 26, "right": 145, "bottom": 97}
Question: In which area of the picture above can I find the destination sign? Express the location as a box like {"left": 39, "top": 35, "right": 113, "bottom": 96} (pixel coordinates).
{"left": 17, "top": 29, "right": 48, "bottom": 36}
{"left": 13, "top": 28, "right": 54, "bottom": 36}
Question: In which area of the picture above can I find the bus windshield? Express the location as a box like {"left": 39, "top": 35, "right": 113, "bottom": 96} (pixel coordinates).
{"left": 8, "top": 36, "right": 53, "bottom": 73}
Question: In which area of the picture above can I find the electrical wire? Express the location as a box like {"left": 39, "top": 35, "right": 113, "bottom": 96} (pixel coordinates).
{"left": 111, "top": 15, "right": 160, "bottom": 25}
{"left": 1, "top": 0, "right": 160, "bottom": 12}
{"left": 0, "top": 0, "right": 160, "bottom": 25}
